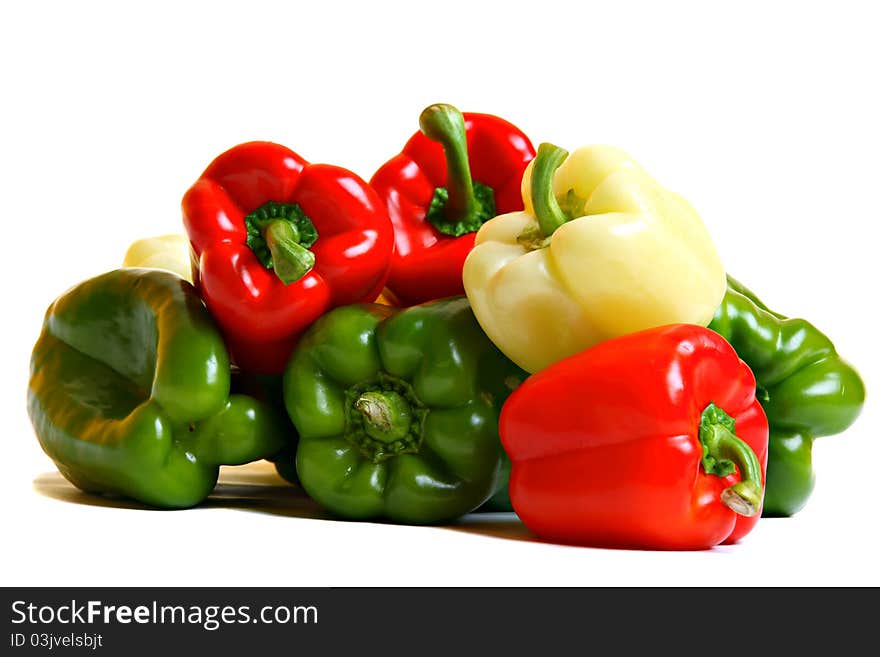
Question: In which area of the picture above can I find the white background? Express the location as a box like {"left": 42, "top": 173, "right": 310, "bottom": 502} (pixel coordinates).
{"left": 2, "top": 0, "right": 877, "bottom": 586}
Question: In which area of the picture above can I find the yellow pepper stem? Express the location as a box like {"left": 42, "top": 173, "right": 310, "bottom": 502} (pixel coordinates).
{"left": 530, "top": 143, "right": 570, "bottom": 238}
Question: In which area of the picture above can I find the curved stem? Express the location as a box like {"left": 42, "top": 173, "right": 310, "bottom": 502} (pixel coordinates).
{"left": 530, "top": 142, "right": 570, "bottom": 239}
{"left": 419, "top": 103, "right": 477, "bottom": 221}
{"left": 264, "top": 219, "right": 315, "bottom": 285}
{"left": 700, "top": 403, "right": 764, "bottom": 517}
{"left": 245, "top": 201, "right": 318, "bottom": 284}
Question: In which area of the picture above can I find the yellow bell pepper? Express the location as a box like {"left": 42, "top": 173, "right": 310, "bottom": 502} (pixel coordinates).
{"left": 462, "top": 143, "right": 726, "bottom": 373}
{"left": 122, "top": 234, "right": 193, "bottom": 283}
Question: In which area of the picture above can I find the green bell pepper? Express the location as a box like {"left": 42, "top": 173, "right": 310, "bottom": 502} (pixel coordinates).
{"left": 28, "top": 269, "right": 287, "bottom": 508}
{"left": 709, "top": 275, "right": 865, "bottom": 516}
{"left": 227, "top": 369, "right": 300, "bottom": 485}
{"left": 478, "top": 457, "right": 513, "bottom": 511}
{"left": 282, "top": 297, "right": 526, "bottom": 524}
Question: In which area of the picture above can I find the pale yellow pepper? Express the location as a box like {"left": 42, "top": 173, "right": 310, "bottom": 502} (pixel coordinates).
{"left": 462, "top": 143, "right": 726, "bottom": 373}
{"left": 122, "top": 234, "right": 193, "bottom": 283}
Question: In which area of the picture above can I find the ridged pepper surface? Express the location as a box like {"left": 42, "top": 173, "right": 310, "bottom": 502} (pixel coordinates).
{"left": 28, "top": 269, "right": 286, "bottom": 508}
{"left": 183, "top": 141, "right": 394, "bottom": 373}
{"left": 371, "top": 104, "right": 534, "bottom": 305}
{"left": 501, "top": 324, "right": 768, "bottom": 550}
{"left": 282, "top": 297, "right": 526, "bottom": 524}
{"left": 709, "top": 276, "right": 865, "bottom": 516}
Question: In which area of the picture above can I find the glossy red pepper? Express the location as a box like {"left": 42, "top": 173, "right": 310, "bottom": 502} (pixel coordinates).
{"left": 370, "top": 104, "right": 535, "bottom": 305}
{"left": 500, "top": 325, "right": 769, "bottom": 550}
{"left": 182, "top": 142, "right": 393, "bottom": 374}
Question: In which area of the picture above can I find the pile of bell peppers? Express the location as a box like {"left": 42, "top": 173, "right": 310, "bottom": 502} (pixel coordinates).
{"left": 27, "top": 103, "right": 864, "bottom": 550}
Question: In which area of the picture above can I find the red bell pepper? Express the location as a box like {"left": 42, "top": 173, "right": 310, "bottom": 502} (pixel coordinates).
{"left": 500, "top": 324, "right": 769, "bottom": 550}
{"left": 182, "top": 141, "right": 394, "bottom": 374}
{"left": 370, "top": 103, "right": 535, "bottom": 305}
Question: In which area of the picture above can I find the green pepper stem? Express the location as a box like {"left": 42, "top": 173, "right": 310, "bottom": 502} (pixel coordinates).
{"left": 263, "top": 219, "right": 315, "bottom": 285}
{"left": 354, "top": 391, "right": 413, "bottom": 443}
{"left": 530, "top": 142, "right": 570, "bottom": 239}
{"left": 419, "top": 103, "right": 478, "bottom": 221}
{"left": 701, "top": 422, "right": 764, "bottom": 517}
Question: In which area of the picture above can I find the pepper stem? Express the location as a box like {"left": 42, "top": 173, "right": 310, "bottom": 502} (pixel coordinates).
{"left": 420, "top": 103, "right": 478, "bottom": 220}
{"left": 699, "top": 403, "right": 764, "bottom": 517}
{"left": 345, "top": 374, "right": 428, "bottom": 463}
{"left": 530, "top": 142, "right": 571, "bottom": 239}
{"left": 419, "top": 104, "right": 496, "bottom": 236}
{"left": 263, "top": 219, "right": 316, "bottom": 285}
{"left": 355, "top": 391, "right": 413, "bottom": 443}
{"left": 244, "top": 201, "right": 319, "bottom": 284}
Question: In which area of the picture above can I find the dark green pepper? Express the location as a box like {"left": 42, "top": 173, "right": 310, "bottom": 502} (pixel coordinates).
{"left": 229, "top": 369, "right": 300, "bottom": 485}
{"left": 709, "top": 275, "right": 865, "bottom": 516}
{"left": 27, "top": 269, "right": 287, "bottom": 508}
{"left": 281, "top": 297, "right": 526, "bottom": 524}
{"left": 478, "top": 457, "right": 513, "bottom": 512}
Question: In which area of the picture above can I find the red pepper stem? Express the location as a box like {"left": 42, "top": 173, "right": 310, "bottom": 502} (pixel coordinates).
{"left": 530, "top": 142, "right": 571, "bottom": 239}
{"left": 263, "top": 219, "right": 315, "bottom": 285}
{"left": 354, "top": 391, "right": 413, "bottom": 443}
{"left": 703, "top": 423, "right": 764, "bottom": 517}
{"left": 419, "top": 103, "right": 478, "bottom": 221}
